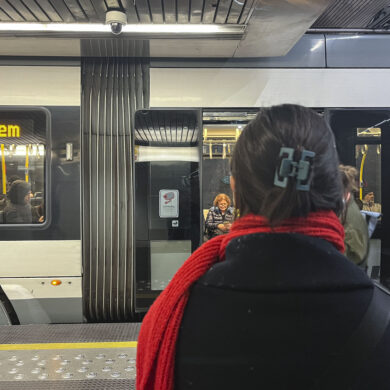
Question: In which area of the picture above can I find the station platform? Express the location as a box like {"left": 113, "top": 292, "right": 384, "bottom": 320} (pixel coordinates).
{"left": 0, "top": 322, "right": 140, "bottom": 389}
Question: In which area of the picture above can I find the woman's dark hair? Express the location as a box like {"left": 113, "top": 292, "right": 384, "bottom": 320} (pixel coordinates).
{"left": 231, "top": 104, "right": 343, "bottom": 225}
{"left": 8, "top": 180, "right": 31, "bottom": 205}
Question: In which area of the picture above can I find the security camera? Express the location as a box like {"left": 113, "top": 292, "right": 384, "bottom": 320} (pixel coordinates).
{"left": 105, "top": 10, "right": 127, "bottom": 35}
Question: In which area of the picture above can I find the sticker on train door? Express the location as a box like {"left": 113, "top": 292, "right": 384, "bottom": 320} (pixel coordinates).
{"left": 159, "top": 189, "right": 179, "bottom": 218}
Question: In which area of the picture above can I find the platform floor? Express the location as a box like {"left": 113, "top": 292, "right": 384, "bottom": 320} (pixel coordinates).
{"left": 0, "top": 323, "right": 140, "bottom": 389}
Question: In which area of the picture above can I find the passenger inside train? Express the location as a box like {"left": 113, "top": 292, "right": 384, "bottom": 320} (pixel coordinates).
{"left": 137, "top": 104, "right": 390, "bottom": 390}
{"left": 0, "top": 141, "right": 46, "bottom": 224}
{"left": 363, "top": 191, "right": 382, "bottom": 213}
{"left": 204, "top": 193, "right": 234, "bottom": 240}
{"left": 3, "top": 180, "right": 39, "bottom": 224}
{"left": 339, "top": 165, "right": 369, "bottom": 268}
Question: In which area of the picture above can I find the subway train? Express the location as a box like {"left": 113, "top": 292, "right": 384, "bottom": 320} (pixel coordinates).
{"left": 0, "top": 63, "right": 389, "bottom": 325}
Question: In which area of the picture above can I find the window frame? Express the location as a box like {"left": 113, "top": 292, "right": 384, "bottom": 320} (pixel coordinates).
{"left": 0, "top": 106, "right": 51, "bottom": 230}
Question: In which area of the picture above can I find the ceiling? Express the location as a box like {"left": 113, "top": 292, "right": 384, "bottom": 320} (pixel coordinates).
{"left": 312, "top": 0, "right": 390, "bottom": 29}
{"left": 0, "top": 1, "right": 388, "bottom": 58}
{"left": 0, "top": 0, "right": 388, "bottom": 29}
{"left": 0, "top": 0, "right": 254, "bottom": 24}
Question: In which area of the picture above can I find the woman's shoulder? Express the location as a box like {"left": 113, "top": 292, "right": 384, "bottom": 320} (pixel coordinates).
{"left": 197, "top": 233, "right": 371, "bottom": 292}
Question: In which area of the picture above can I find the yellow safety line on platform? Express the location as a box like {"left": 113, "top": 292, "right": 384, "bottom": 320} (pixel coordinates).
{"left": 0, "top": 341, "right": 137, "bottom": 351}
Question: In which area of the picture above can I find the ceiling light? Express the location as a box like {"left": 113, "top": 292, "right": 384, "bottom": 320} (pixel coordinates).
{"left": 0, "top": 23, "right": 244, "bottom": 38}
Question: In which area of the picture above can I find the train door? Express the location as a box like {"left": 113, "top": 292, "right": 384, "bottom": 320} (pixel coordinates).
{"left": 133, "top": 110, "right": 202, "bottom": 312}
{"left": 328, "top": 109, "right": 390, "bottom": 287}
{"left": 201, "top": 110, "right": 257, "bottom": 235}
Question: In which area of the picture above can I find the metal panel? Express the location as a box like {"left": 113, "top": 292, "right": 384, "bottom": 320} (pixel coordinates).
{"left": 0, "top": 322, "right": 140, "bottom": 343}
{"left": 87, "top": 0, "right": 107, "bottom": 22}
{"left": 0, "top": 1, "right": 25, "bottom": 21}
{"left": 0, "top": 277, "right": 82, "bottom": 299}
{"left": 190, "top": 0, "right": 203, "bottom": 23}
{"left": 151, "top": 34, "right": 326, "bottom": 67}
{"left": 81, "top": 57, "right": 150, "bottom": 322}
{"left": 46, "top": 0, "right": 76, "bottom": 22}
{"left": 77, "top": 0, "right": 99, "bottom": 22}
{"left": 5, "top": 0, "right": 37, "bottom": 21}
{"left": 234, "top": 0, "right": 333, "bottom": 57}
{"left": 148, "top": 0, "right": 164, "bottom": 23}
{"left": 238, "top": 0, "right": 255, "bottom": 24}
{"left": 135, "top": 111, "right": 199, "bottom": 144}
{"left": 177, "top": 0, "right": 190, "bottom": 23}
{"left": 35, "top": 0, "right": 62, "bottom": 21}
{"left": 226, "top": 0, "right": 245, "bottom": 24}
{"left": 64, "top": 0, "right": 88, "bottom": 21}
{"left": 0, "top": 8, "right": 11, "bottom": 21}
{"left": 326, "top": 34, "right": 390, "bottom": 68}
{"left": 214, "top": 0, "right": 233, "bottom": 24}
{"left": 202, "top": 0, "right": 217, "bottom": 23}
{"left": 149, "top": 38, "right": 240, "bottom": 57}
{"left": 80, "top": 39, "right": 150, "bottom": 57}
{"left": 0, "top": 241, "right": 81, "bottom": 277}
{"left": 106, "top": 0, "right": 121, "bottom": 8}
{"left": 312, "top": 0, "right": 390, "bottom": 28}
{"left": 119, "top": 0, "right": 138, "bottom": 23}
{"left": 19, "top": 0, "right": 50, "bottom": 21}
{"left": 162, "top": 0, "right": 176, "bottom": 23}
{"left": 150, "top": 68, "right": 390, "bottom": 108}
{"left": 367, "top": 5, "right": 390, "bottom": 29}
{"left": 1, "top": 278, "right": 82, "bottom": 323}
{"left": 134, "top": 0, "right": 151, "bottom": 23}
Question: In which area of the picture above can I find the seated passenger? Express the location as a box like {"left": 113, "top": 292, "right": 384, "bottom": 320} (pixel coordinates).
{"left": 137, "top": 104, "right": 390, "bottom": 390}
{"left": 4, "top": 180, "right": 35, "bottom": 224}
{"left": 339, "top": 165, "right": 369, "bottom": 268}
{"left": 204, "top": 193, "right": 234, "bottom": 239}
{"left": 363, "top": 191, "right": 382, "bottom": 213}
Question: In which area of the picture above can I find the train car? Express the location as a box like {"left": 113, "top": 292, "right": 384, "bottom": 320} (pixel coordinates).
{"left": 0, "top": 31, "right": 389, "bottom": 324}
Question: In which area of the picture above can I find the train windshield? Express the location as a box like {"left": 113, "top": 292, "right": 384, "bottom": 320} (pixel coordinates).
{"left": 0, "top": 109, "right": 47, "bottom": 225}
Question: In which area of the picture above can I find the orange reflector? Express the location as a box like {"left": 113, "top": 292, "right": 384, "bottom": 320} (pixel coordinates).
{"left": 51, "top": 280, "right": 62, "bottom": 286}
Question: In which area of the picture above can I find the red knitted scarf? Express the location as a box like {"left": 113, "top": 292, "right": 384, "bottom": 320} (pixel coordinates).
{"left": 136, "top": 211, "right": 344, "bottom": 390}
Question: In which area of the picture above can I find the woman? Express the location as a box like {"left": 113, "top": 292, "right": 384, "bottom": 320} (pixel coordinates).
{"left": 137, "top": 105, "right": 390, "bottom": 389}
{"left": 4, "top": 180, "right": 36, "bottom": 224}
{"left": 340, "top": 165, "right": 369, "bottom": 268}
{"left": 204, "top": 193, "right": 234, "bottom": 239}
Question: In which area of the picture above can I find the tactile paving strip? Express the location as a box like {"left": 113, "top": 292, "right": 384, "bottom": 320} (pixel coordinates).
{"left": 0, "top": 379, "right": 135, "bottom": 389}
{"left": 0, "top": 323, "right": 141, "bottom": 344}
{"left": 0, "top": 348, "right": 136, "bottom": 381}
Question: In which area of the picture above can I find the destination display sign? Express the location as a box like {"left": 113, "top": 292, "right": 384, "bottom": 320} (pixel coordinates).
{"left": 0, "top": 124, "right": 21, "bottom": 138}
{"left": 0, "top": 117, "right": 44, "bottom": 144}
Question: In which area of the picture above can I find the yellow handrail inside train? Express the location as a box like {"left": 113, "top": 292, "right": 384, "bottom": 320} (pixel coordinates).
{"left": 25, "top": 144, "right": 29, "bottom": 183}
{"left": 1, "top": 144, "right": 6, "bottom": 194}
{"left": 359, "top": 151, "right": 367, "bottom": 201}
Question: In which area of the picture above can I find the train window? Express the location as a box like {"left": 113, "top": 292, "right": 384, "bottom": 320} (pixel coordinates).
{"left": 355, "top": 143, "right": 381, "bottom": 213}
{"left": 202, "top": 111, "right": 257, "bottom": 215}
{"left": 0, "top": 109, "right": 49, "bottom": 225}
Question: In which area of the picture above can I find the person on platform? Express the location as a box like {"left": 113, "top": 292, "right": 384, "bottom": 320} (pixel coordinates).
{"left": 137, "top": 104, "right": 390, "bottom": 390}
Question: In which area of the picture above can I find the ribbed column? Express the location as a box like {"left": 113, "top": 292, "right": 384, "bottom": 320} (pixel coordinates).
{"left": 81, "top": 57, "right": 149, "bottom": 322}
